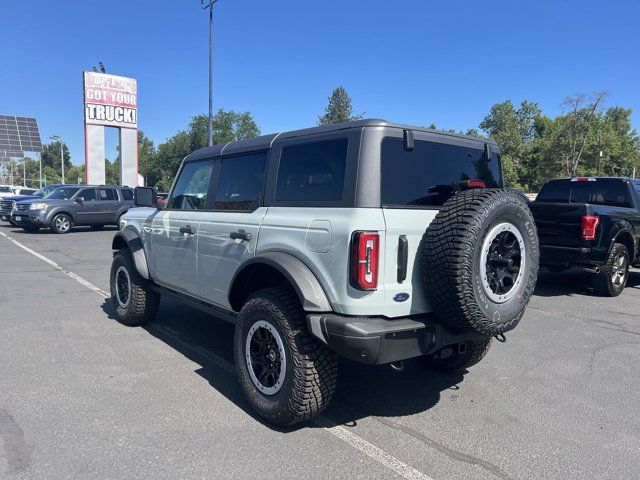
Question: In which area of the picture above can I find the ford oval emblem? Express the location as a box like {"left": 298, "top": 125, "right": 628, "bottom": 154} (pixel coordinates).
{"left": 393, "top": 293, "right": 410, "bottom": 302}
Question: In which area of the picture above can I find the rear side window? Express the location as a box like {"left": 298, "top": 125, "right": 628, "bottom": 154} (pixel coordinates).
{"left": 276, "top": 138, "right": 348, "bottom": 202}
{"left": 169, "top": 159, "right": 214, "bottom": 210}
{"left": 536, "top": 181, "right": 570, "bottom": 202}
{"left": 214, "top": 152, "right": 267, "bottom": 211}
{"left": 381, "top": 138, "right": 501, "bottom": 207}
{"left": 120, "top": 189, "right": 133, "bottom": 201}
{"left": 98, "top": 188, "right": 116, "bottom": 201}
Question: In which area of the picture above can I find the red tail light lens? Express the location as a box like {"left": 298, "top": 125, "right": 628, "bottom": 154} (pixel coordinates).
{"left": 466, "top": 179, "right": 486, "bottom": 188}
{"left": 581, "top": 215, "right": 600, "bottom": 240}
{"left": 350, "top": 232, "right": 379, "bottom": 290}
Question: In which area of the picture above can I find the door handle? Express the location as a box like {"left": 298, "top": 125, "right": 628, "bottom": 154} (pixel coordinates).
{"left": 179, "top": 225, "right": 196, "bottom": 235}
{"left": 230, "top": 230, "right": 251, "bottom": 241}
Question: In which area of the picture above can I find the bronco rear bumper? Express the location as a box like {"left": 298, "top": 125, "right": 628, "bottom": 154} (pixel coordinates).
{"left": 306, "top": 313, "right": 484, "bottom": 365}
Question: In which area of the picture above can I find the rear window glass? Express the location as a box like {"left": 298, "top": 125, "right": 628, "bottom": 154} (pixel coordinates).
{"left": 98, "top": 188, "right": 116, "bottom": 200}
{"left": 381, "top": 138, "right": 501, "bottom": 207}
{"left": 214, "top": 152, "right": 267, "bottom": 211}
{"left": 276, "top": 138, "right": 348, "bottom": 202}
{"left": 537, "top": 180, "right": 632, "bottom": 207}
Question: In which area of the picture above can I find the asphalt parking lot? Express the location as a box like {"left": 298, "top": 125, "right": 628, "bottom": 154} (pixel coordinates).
{"left": 1, "top": 223, "right": 639, "bottom": 480}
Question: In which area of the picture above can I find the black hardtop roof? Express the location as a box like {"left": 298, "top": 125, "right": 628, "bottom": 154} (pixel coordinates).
{"left": 184, "top": 118, "right": 497, "bottom": 163}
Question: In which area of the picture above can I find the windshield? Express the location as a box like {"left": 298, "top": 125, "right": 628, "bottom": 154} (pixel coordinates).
{"left": 38, "top": 185, "right": 59, "bottom": 197}
{"left": 46, "top": 187, "right": 80, "bottom": 200}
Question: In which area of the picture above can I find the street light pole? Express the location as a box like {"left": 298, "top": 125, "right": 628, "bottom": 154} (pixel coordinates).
{"left": 201, "top": 0, "right": 218, "bottom": 147}
{"left": 50, "top": 135, "right": 65, "bottom": 184}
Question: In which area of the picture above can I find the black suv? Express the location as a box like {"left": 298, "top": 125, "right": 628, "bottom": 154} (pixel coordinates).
{"left": 11, "top": 185, "right": 135, "bottom": 233}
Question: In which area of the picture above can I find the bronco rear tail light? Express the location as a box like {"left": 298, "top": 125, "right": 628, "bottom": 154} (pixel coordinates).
{"left": 581, "top": 215, "right": 600, "bottom": 240}
{"left": 350, "top": 231, "right": 379, "bottom": 290}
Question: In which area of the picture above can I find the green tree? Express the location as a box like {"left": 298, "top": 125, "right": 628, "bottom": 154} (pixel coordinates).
{"left": 479, "top": 100, "right": 541, "bottom": 190}
{"left": 318, "top": 87, "right": 363, "bottom": 125}
{"left": 150, "top": 109, "right": 260, "bottom": 191}
{"left": 40, "top": 141, "right": 72, "bottom": 173}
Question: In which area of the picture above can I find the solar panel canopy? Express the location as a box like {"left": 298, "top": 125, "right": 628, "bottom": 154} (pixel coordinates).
{"left": 0, "top": 115, "right": 42, "bottom": 161}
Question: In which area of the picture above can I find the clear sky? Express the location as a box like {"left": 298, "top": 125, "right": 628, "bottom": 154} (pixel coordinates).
{"left": 1, "top": 0, "right": 638, "bottom": 165}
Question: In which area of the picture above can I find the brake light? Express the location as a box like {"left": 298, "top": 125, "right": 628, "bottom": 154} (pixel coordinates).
{"left": 350, "top": 231, "right": 379, "bottom": 290}
{"left": 571, "top": 177, "right": 596, "bottom": 182}
{"left": 581, "top": 215, "right": 600, "bottom": 240}
{"left": 466, "top": 179, "right": 486, "bottom": 188}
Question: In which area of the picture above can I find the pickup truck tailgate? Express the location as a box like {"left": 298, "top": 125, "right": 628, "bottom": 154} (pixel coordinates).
{"left": 529, "top": 202, "right": 591, "bottom": 248}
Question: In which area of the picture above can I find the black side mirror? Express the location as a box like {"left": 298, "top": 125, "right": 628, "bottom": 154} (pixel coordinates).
{"left": 134, "top": 187, "right": 157, "bottom": 207}
{"left": 75, "top": 197, "right": 84, "bottom": 203}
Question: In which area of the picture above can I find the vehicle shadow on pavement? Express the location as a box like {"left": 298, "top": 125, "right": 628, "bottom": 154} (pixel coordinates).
{"left": 101, "top": 299, "right": 467, "bottom": 431}
{"left": 534, "top": 268, "right": 640, "bottom": 297}
{"left": 8, "top": 226, "right": 118, "bottom": 235}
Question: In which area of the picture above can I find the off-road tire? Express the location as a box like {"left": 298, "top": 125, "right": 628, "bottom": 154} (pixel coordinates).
{"left": 110, "top": 249, "right": 160, "bottom": 326}
{"left": 90, "top": 225, "right": 105, "bottom": 231}
{"left": 420, "top": 338, "right": 491, "bottom": 372}
{"left": 592, "top": 243, "right": 629, "bottom": 297}
{"left": 234, "top": 287, "right": 338, "bottom": 426}
{"left": 21, "top": 226, "right": 39, "bottom": 232}
{"left": 50, "top": 213, "right": 72, "bottom": 234}
{"left": 422, "top": 189, "right": 539, "bottom": 336}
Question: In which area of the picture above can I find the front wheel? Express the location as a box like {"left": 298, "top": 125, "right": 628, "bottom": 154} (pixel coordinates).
{"left": 50, "top": 213, "right": 72, "bottom": 234}
{"left": 234, "top": 287, "right": 337, "bottom": 426}
{"left": 592, "top": 243, "right": 629, "bottom": 297}
{"left": 420, "top": 338, "right": 491, "bottom": 372}
{"left": 110, "top": 249, "right": 160, "bottom": 326}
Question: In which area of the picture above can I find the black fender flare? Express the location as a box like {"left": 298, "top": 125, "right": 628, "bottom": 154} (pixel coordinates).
{"left": 229, "top": 252, "right": 332, "bottom": 312}
{"left": 112, "top": 227, "right": 150, "bottom": 280}
{"left": 608, "top": 221, "right": 637, "bottom": 260}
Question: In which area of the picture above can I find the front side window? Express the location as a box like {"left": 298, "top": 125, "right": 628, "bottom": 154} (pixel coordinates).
{"left": 276, "top": 138, "right": 348, "bottom": 202}
{"left": 381, "top": 138, "right": 501, "bottom": 207}
{"left": 47, "top": 187, "right": 81, "bottom": 200}
{"left": 78, "top": 188, "right": 97, "bottom": 201}
{"left": 168, "top": 159, "right": 214, "bottom": 210}
{"left": 98, "top": 188, "right": 116, "bottom": 201}
{"left": 214, "top": 152, "right": 267, "bottom": 211}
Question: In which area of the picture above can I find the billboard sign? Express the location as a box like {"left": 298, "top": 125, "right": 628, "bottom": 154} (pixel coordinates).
{"left": 83, "top": 72, "right": 137, "bottom": 129}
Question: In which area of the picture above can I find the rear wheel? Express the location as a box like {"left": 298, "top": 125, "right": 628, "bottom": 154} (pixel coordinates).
{"left": 110, "top": 249, "right": 160, "bottom": 326}
{"left": 50, "top": 213, "right": 72, "bottom": 234}
{"left": 420, "top": 338, "right": 491, "bottom": 372}
{"left": 593, "top": 243, "right": 629, "bottom": 297}
{"left": 234, "top": 287, "right": 337, "bottom": 426}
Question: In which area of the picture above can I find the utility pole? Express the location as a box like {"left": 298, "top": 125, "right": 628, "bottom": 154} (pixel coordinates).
{"left": 201, "top": 0, "right": 219, "bottom": 147}
{"left": 50, "top": 135, "right": 65, "bottom": 184}
{"left": 39, "top": 152, "right": 42, "bottom": 188}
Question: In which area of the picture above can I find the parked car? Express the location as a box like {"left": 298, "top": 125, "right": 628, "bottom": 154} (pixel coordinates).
{"left": 110, "top": 119, "right": 540, "bottom": 426}
{"left": 530, "top": 177, "right": 640, "bottom": 296}
{"left": 11, "top": 185, "right": 135, "bottom": 233}
{"left": 0, "top": 184, "right": 61, "bottom": 224}
{"left": 155, "top": 192, "right": 169, "bottom": 209}
{"left": 0, "top": 185, "right": 17, "bottom": 198}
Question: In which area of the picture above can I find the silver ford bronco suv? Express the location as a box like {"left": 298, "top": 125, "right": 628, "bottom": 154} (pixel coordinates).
{"left": 110, "top": 119, "right": 539, "bottom": 426}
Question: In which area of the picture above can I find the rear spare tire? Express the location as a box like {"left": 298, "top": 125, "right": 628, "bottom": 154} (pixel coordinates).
{"left": 423, "top": 189, "right": 539, "bottom": 336}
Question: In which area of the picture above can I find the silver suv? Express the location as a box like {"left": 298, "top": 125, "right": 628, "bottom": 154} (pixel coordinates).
{"left": 110, "top": 119, "right": 539, "bottom": 426}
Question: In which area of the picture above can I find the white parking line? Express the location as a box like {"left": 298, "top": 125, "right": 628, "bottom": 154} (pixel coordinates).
{"left": 0, "top": 229, "right": 434, "bottom": 480}
{"left": 0, "top": 230, "right": 110, "bottom": 298}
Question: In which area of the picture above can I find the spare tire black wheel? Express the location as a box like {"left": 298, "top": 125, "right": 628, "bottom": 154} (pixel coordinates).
{"left": 423, "top": 189, "right": 539, "bottom": 336}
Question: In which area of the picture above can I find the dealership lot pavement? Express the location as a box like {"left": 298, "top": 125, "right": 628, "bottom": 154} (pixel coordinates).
{"left": 1, "top": 223, "right": 639, "bottom": 480}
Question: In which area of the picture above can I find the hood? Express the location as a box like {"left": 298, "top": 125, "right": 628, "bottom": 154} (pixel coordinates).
{"left": 4, "top": 194, "right": 42, "bottom": 203}
{"left": 16, "top": 198, "right": 70, "bottom": 206}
